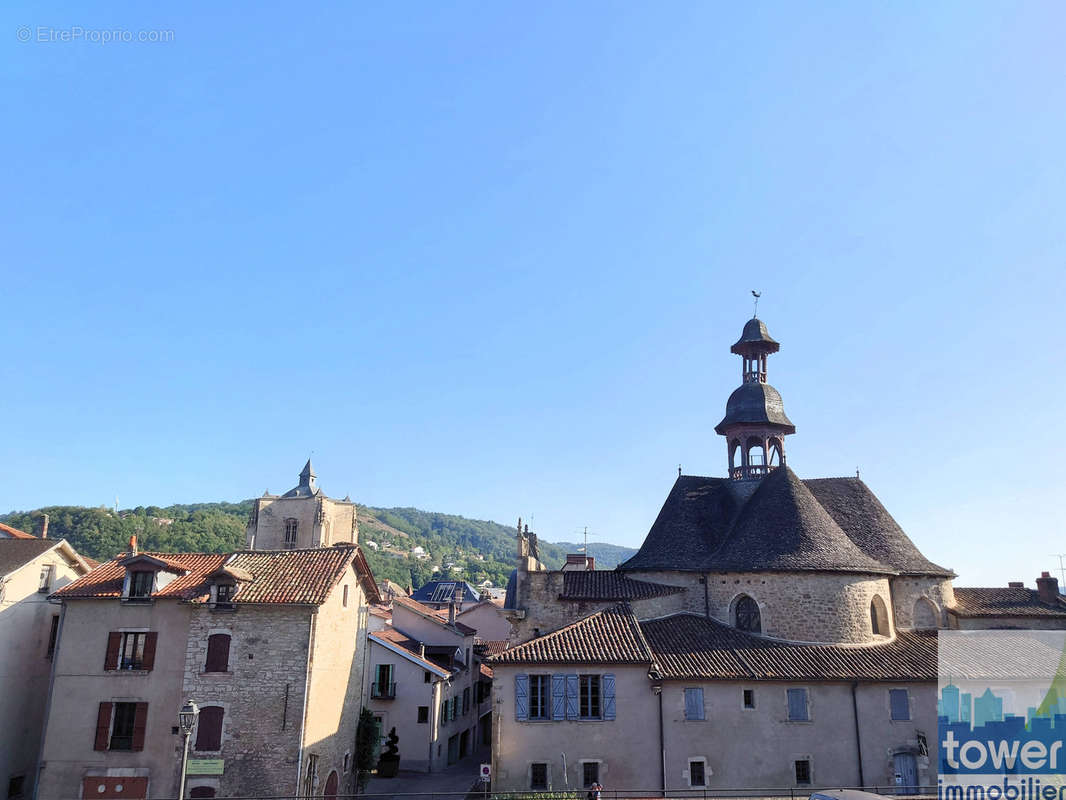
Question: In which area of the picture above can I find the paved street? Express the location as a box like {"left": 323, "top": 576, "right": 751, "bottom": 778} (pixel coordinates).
{"left": 362, "top": 746, "right": 490, "bottom": 800}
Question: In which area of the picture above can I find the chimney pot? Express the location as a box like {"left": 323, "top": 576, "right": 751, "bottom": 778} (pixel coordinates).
{"left": 128, "top": 535, "right": 138, "bottom": 556}
{"left": 448, "top": 600, "right": 456, "bottom": 626}
{"left": 1037, "top": 572, "right": 1060, "bottom": 604}
{"left": 1008, "top": 581, "right": 1024, "bottom": 588}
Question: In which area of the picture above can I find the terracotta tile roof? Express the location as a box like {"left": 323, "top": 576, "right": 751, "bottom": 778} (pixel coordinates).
{"left": 480, "top": 662, "right": 494, "bottom": 680}
{"left": 950, "top": 587, "right": 1066, "bottom": 618}
{"left": 475, "top": 639, "right": 510, "bottom": 657}
{"left": 491, "top": 603, "right": 654, "bottom": 666}
{"left": 640, "top": 613, "right": 937, "bottom": 682}
{"left": 394, "top": 596, "right": 477, "bottom": 635}
{"left": 53, "top": 546, "right": 377, "bottom": 607}
{"left": 369, "top": 628, "right": 449, "bottom": 676}
{"left": 0, "top": 521, "right": 36, "bottom": 539}
{"left": 559, "top": 571, "right": 686, "bottom": 602}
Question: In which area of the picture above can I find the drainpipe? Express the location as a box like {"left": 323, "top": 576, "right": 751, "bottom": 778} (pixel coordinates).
{"left": 851, "top": 682, "right": 865, "bottom": 788}
{"left": 654, "top": 681, "right": 666, "bottom": 795}
{"left": 701, "top": 574, "right": 710, "bottom": 618}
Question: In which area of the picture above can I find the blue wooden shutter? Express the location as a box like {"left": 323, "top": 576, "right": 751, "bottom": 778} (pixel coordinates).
{"left": 552, "top": 675, "right": 566, "bottom": 720}
{"left": 890, "top": 689, "right": 910, "bottom": 720}
{"left": 565, "top": 674, "right": 579, "bottom": 720}
{"left": 684, "top": 687, "right": 704, "bottom": 720}
{"left": 603, "top": 673, "right": 616, "bottom": 720}
{"left": 515, "top": 674, "right": 529, "bottom": 721}
{"left": 787, "top": 688, "right": 808, "bottom": 721}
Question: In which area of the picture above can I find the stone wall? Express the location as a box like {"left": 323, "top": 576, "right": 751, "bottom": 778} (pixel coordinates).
{"left": 182, "top": 605, "right": 314, "bottom": 798}
{"left": 246, "top": 495, "right": 357, "bottom": 550}
{"left": 891, "top": 577, "right": 954, "bottom": 629}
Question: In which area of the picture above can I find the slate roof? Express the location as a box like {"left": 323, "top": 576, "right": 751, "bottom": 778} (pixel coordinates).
{"left": 621, "top": 467, "right": 948, "bottom": 577}
{"left": 640, "top": 613, "right": 938, "bottom": 681}
{"left": 731, "top": 318, "right": 780, "bottom": 354}
{"left": 409, "top": 580, "right": 481, "bottom": 606}
{"left": 0, "top": 538, "right": 61, "bottom": 577}
{"left": 53, "top": 546, "right": 377, "bottom": 606}
{"left": 0, "top": 521, "right": 36, "bottom": 539}
{"left": 715, "top": 382, "right": 795, "bottom": 434}
{"left": 949, "top": 587, "right": 1066, "bottom": 619}
{"left": 558, "top": 571, "right": 686, "bottom": 602}
{"left": 491, "top": 603, "right": 654, "bottom": 665}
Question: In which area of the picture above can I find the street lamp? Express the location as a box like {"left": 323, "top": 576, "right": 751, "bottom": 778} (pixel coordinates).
{"left": 177, "top": 700, "right": 199, "bottom": 799}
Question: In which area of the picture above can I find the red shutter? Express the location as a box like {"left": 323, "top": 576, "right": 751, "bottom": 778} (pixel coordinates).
{"left": 94, "top": 702, "right": 113, "bottom": 750}
{"left": 104, "top": 632, "right": 121, "bottom": 670}
{"left": 205, "top": 634, "right": 230, "bottom": 673}
{"left": 131, "top": 703, "right": 148, "bottom": 751}
{"left": 141, "top": 633, "right": 158, "bottom": 671}
{"left": 194, "top": 706, "right": 224, "bottom": 751}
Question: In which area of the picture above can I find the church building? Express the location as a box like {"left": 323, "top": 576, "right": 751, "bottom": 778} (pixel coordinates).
{"left": 245, "top": 460, "right": 358, "bottom": 550}
{"left": 492, "top": 315, "right": 952, "bottom": 794}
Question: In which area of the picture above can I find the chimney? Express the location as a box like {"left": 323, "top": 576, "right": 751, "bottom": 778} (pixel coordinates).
{"left": 1008, "top": 581, "right": 1024, "bottom": 588}
{"left": 128, "top": 535, "right": 138, "bottom": 556}
{"left": 1037, "top": 572, "right": 1060, "bottom": 604}
{"left": 448, "top": 598, "right": 456, "bottom": 626}
{"left": 39, "top": 513, "right": 49, "bottom": 539}
{"left": 418, "top": 641, "right": 425, "bottom": 659}
{"left": 455, "top": 585, "right": 465, "bottom": 613}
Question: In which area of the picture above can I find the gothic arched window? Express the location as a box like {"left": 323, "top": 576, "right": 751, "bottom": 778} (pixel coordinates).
{"left": 870, "top": 595, "right": 890, "bottom": 636}
{"left": 734, "top": 595, "right": 761, "bottom": 633}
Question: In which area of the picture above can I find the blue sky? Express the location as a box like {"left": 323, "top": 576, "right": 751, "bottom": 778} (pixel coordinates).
{"left": 2, "top": 2, "right": 1064, "bottom": 586}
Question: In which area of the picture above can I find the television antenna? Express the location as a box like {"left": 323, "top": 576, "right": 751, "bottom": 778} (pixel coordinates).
{"left": 1050, "top": 554, "right": 1066, "bottom": 586}
{"left": 751, "top": 289, "right": 761, "bottom": 317}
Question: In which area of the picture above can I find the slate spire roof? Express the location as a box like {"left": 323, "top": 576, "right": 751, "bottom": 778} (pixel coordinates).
{"left": 620, "top": 467, "right": 951, "bottom": 576}
{"left": 283, "top": 459, "right": 321, "bottom": 498}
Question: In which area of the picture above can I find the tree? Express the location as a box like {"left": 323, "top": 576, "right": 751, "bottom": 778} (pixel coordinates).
{"left": 354, "top": 707, "right": 380, "bottom": 793}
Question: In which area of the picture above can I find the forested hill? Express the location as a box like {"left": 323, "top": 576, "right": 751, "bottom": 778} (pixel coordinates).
{"left": 0, "top": 503, "right": 636, "bottom": 591}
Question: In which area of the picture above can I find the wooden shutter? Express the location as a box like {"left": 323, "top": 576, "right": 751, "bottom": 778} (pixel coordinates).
{"left": 565, "top": 674, "right": 579, "bottom": 720}
{"left": 890, "top": 689, "right": 910, "bottom": 720}
{"left": 603, "top": 673, "right": 617, "bottom": 720}
{"left": 787, "top": 688, "right": 808, "bottom": 721}
{"left": 551, "top": 674, "right": 566, "bottom": 720}
{"left": 206, "top": 634, "right": 230, "bottom": 672}
{"left": 195, "top": 706, "right": 224, "bottom": 751}
{"left": 514, "top": 674, "right": 528, "bottom": 721}
{"left": 104, "top": 632, "right": 121, "bottom": 671}
{"left": 131, "top": 703, "right": 148, "bottom": 751}
{"left": 94, "top": 702, "right": 113, "bottom": 750}
{"left": 141, "top": 633, "right": 158, "bottom": 671}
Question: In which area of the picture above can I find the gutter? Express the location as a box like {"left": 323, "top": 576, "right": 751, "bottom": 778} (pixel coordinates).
{"left": 851, "top": 681, "right": 865, "bottom": 788}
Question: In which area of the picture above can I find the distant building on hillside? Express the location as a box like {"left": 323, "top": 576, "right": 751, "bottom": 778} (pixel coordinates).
{"left": 245, "top": 460, "right": 358, "bottom": 550}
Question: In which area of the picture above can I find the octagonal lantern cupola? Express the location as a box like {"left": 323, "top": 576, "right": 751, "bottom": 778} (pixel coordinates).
{"left": 714, "top": 317, "right": 796, "bottom": 480}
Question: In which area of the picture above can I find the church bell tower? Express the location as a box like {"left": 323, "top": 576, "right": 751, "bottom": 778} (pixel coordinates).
{"left": 714, "top": 317, "right": 796, "bottom": 480}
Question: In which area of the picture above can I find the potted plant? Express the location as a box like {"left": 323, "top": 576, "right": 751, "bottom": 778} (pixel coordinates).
{"left": 377, "top": 727, "right": 400, "bottom": 778}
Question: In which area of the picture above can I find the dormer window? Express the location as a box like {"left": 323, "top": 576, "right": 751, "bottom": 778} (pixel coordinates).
{"left": 128, "top": 571, "right": 154, "bottom": 600}
{"left": 214, "top": 583, "right": 237, "bottom": 610}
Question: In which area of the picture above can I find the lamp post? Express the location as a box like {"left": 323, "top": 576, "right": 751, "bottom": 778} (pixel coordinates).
{"left": 178, "top": 700, "right": 199, "bottom": 799}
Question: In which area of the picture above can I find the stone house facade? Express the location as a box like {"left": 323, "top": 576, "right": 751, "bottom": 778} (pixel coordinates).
{"left": 245, "top": 460, "right": 358, "bottom": 551}
{"left": 0, "top": 537, "right": 92, "bottom": 800}
{"left": 37, "top": 542, "right": 378, "bottom": 800}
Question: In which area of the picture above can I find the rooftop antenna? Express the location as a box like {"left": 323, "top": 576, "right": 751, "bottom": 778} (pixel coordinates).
{"left": 678, "top": 463, "right": 682, "bottom": 478}
{"left": 1051, "top": 554, "right": 1066, "bottom": 586}
{"left": 583, "top": 526, "right": 589, "bottom": 568}
{"left": 751, "top": 289, "right": 761, "bottom": 318}
{"left": 856, "top": 467, "right": 861, "bottom": 479}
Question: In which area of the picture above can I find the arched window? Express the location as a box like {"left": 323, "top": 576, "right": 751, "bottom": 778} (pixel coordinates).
{"left": 729, "top": 440, "right": 742, "bottom": 470}
{"left": 205, "top": 634, "right": 231, "bottom": 673}
{"left": 284, "top": 518, "right": 298, "bottom": 549}
{"left": 746, "top": 437, "right": 766, "bottom": 467}
{"left": 913, "top": 597, "right": 938, "bottom": 629}
{"left": 870, "top": 595, "right": 890, "bottom": 636}
{"left": 190, "top": 789, "right": 216, "bottom": 799}
{"left": 734, "top": 595, "right": 762, "bottom": 633}
{"left": 324, "top": 770, "right": 339, "bottom": 799}
{"left": 768, "top": 438, "right": 783, "bottom": 467}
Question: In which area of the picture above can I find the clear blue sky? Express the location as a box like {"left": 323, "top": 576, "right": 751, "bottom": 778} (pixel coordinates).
{"left": 3, "top": 2, "right": 1064, "bottom": 586}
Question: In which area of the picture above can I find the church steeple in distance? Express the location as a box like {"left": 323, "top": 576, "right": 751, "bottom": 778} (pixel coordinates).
{"left": 714, "top": 314, "right": 795, "bottom": 480}
{"left": 299, "top": 459, "right": 317, "bottom": 493}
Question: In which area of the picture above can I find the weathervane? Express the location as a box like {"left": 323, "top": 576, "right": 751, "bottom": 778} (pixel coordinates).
{"left": 751, "top": 290, "right": 761, "bottom": 318}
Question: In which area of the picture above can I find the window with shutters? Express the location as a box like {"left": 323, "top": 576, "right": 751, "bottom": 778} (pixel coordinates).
{"left": 372, "top": 664, "right": 395, "bottom": 698}
{"left": 890, "top": 688, "right": 910, "bottom": 721}
{"left": 528, "top": 675, "right": 550, "bottom": 720}
{"left": 205, "top": 634, "right": 231, "bottom": 672}
{"left": 46, "top": 615, "right": 59, "bottom": 660}
{"left": 194, "top": 706, "right": 224, "bottom": 752}
{"left": 684, "top": 687, "right": 705, "bottom": 720}
{"left": 109, "top": 702, "right": 137, "bottom": 750}
{"left": 579, "top": 675, "right": 601, "bottom": 719}
{"left": 284, "top": 519, "right": 298, "bottom": 549}
{"left": 530, "top": 763, "right": 549, "bottom": 790}
{"left": 104, "top": 631, "right": 157, "bottom": 672}
{"left": 119, "top": 632, "right": 147, "bottom": 670}
{"left": 450, "top": 696, "right": 458, "bottom": 719}
{"left": 128, "top": 571, "right": 154, "bottom": 600}
{"left": 787, "top": 688, "right": 809, "bottom": 721}
{"left": 795, "top": 759, "right": 812, "bottom": 784}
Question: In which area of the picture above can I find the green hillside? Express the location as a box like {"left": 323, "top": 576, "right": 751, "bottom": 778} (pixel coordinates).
{"left": 0, "top": 502, "right": 636, "bottom": 592}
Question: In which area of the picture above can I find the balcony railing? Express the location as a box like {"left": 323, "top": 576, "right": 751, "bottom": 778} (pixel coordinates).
{"left": 370, "top": 682, "right": 397, "bottom": 699}
{"left": 730, "top": 464, "right": 778, "bottom": 481}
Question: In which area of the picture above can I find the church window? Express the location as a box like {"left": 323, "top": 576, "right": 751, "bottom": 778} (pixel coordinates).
{"left": 870, "top": 595, "right": 890, "bottom": 636}
{"left": 284, "top": 519, "right": 298, "bottom": 549}
{"left": 734, "top": 595, "right": 761, "bottom": 633}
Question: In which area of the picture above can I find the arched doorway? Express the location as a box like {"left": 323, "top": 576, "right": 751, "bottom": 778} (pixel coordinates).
{"left": 323, "top": 770, "right": 339, "bottom": 799}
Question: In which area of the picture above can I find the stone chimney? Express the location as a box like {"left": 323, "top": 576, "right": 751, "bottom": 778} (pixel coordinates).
{"left": 448, "top": 597, "right": 456, "bottom": 626}
{"left": 1008, "top": 581, "right": 1024, "bottom": 588}
{"left": 1037, "top": 572, "right": 1060, "bottom": 604}
{"left": 455, "top": 585, "right": 465, "bottom": 613}
{"left": 38, "top": 513, "right": 49, "bottom": 539}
